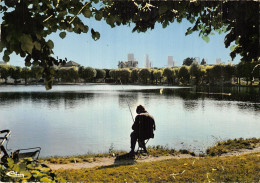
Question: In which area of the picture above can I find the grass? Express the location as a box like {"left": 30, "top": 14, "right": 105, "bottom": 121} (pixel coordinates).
{"left": 42, "top": 138, "right": 259, "bottom": 164}
{"left": 42, "top": 138, "right": 260, "bottom": 182}
{"left": 55, "top": 153, "right": 260, "bottom": 182}
{"left": 41, "top": 145, "right": 195, "bottom": 165}
{"left": 206, "top": 137, "right": 260, "bottom": 156}
{"left": 41, "top": 152, "right": 123, "bottom": 164}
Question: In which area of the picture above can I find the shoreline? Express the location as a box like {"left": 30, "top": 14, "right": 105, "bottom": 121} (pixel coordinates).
{"left": 47, "top": 145, "right": 260, "bottom": 170}
{"left": 42, "top": 138, "right": 260, "bottom": 169}
{"left": 1, "top": 82, "right": 260, "bottom": 87}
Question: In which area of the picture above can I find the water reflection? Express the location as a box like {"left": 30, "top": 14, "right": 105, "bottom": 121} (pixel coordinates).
{"left": 118, "top": 92, "right": 139, "bottom": 109}
{"left": 237, "top": 103, "right": 260, "bottom": 112}
{"left": 0, "top": 85, "right": 259, "bottom": 157}
{"left": 161, "top": 87, "right": 260, "bottom": 102}
{"left": 183, "top": 100, "right": 199, "bottom": 111}
{"left": 0, "top": 92, "right": 95, "bottom": 109}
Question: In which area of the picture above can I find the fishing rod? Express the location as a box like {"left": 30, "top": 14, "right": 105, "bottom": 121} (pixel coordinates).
{"left": 119, "top": 79, "right": 135, "bottom": 123}
{"left": 252, "top": 64, "right": 260, "bottom": 74}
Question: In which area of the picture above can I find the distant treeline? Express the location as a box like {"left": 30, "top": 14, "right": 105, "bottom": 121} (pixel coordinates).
{"left": 0, "top": 61, "right": 259, "bottom": 86}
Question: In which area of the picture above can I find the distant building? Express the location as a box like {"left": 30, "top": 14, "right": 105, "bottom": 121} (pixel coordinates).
{"left": 168, "top": 56, "right": 174, "bottom": 67}
{"left": 145, "top": 54, "right": 153, "bottom": 68}
{"left": 173, "top": 61, "right": 177, "bottom": 66}
{"left": 216, "top": 58, "right": 221, "bottom": 64}
{"left": 127, "top": 53, "right": 135, "bottom": 62}
{"left": 118, "top": 53, "right": 138, "bottom": 69}
{"left": 195, "top": 57, "right": 200, "bottom": 64}
{"left": 205, "top": 58, "right": 208, "bottom": 65}
{"left": 118, "top": 60, "right": 138, "bottom": 68}
{"left": 149, "top": 61, "right": 153, "bottom": 68}
{"left": 63, "top": 61, "right": 80, "bottom": 68}
{"left": 55, "top": 60, "right": 80, "bottom": 70}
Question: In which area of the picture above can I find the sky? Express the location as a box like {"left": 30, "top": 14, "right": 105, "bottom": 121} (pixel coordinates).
{"left": 1, "top": 18, "right": 241, "bottom": 69}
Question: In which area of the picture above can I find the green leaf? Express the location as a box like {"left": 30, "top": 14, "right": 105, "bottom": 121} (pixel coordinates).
{"left": 185, "top": 28, "right": 193, "bottom": 35}
{"left": 47, "top": 40, "right": 54, "bottom": 49}
{"left": 0, "top": 41, "right": 5, "bottom": 52}
{"left": 106, "top": 17, "right": 115, "bottom": 27}
{"left": 31, "top": 170, "right": 44, "bottom": 178}
{"left": 230, "top": 45, "right": 236, "bottom": 51}
{"left": 66, "top": 27, "right": 73, "bottom": 32}
{"left": 7, "top": 158, "right": 14, "bottom": 167}
{"left": 34, "top": 41, "right": 41, "bottom": 50}
{"left": 189, "top": 17, "right": 196, "bottom": 24}
{"left": 37, "top": 167, "right": 51, "bottom": 172}
{"left": 20, "top": 34, "right": 34, "bottom": 54}
{"left": 3, "top": 54, "right": 10, "bottom": 62}
{"left": 83, "top": 8, "right": 92, "bottom": 18}
{"left": 40, "top": 176, "right": 52, "bottom": 182}
{"left": 202, "top": 35, "right": 210, "bottom": 43}
{"left": 222, "top": 26, "right": 227, "bottom": 33}
{"left": 59, "top": 32, "right": 66, "bottom": 39}
{"left": 82, "top": 25, "right": 89, "bottom": 33}
{"left": 24, "top": 157, "right": 33, "bottom": 162}
{"left": 91, "top": 29, "right": 100, "bottom": 41}
{"left": 20, "top": 171, "right": 32, "bottom": 179}
{"left": 158, "top": 5, "right": 168, "bottom": 15}
{"left": 215, "top": 29, "right": 222, "bottom": 35}
{"left": 18, "top": 162, "right": 27, "bottom": 171}
{"left": 36, "top": 34, "right": 41, "bottom": 40}
{"left": 13, "top": 164, "right": 20, "bottom": 173}
{"left": 26, "top": 163, "right": 36, "bottom": 170}
{"left": 95, "top": 11, "right": 103, "bottom": 21}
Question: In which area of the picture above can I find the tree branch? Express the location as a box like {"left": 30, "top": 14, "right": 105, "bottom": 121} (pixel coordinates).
{"left": 68, "top": 2, "right": 91, "bottom": 24}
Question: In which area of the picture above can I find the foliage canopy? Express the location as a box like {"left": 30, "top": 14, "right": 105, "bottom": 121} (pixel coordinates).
{"left": 1, "top": 0, "right": 259, "bottom": 89}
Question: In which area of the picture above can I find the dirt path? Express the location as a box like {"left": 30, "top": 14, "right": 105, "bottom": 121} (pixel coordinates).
{"left": 49, "top": 146, "right": 260, "bottom": 170}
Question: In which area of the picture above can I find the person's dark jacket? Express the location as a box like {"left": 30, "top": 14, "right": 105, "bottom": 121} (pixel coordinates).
{"left": 132, "top": 111, "right": 156, "bottom": 140}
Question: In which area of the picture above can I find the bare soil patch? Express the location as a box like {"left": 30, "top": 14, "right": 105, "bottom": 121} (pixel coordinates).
{"left": 49, "top": 146, "right": 260, "bottom": 170}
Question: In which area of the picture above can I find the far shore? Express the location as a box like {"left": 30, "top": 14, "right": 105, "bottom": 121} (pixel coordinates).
{"left": 1, "top": 82, "right": 260, "bottom": 87}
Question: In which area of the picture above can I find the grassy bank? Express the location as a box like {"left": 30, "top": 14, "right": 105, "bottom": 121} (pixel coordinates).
{"left": 41, "top": 146, "right": 195, "bottom": 165}
{"left": 42, "top": 138, "right": 260, "bottom": 164}
{"left": 206, "top": 137, "right": 260, "bottom": 156}
{"left": 55, "top": 153, "right": 259, "bottom": 182}
{"left": 42, "top": 138, "right": 260, "bottom": 182}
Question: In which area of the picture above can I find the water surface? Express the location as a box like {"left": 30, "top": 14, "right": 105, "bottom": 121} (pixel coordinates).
{"left": 0, "top": 85, "right": 259, "bottom": 157}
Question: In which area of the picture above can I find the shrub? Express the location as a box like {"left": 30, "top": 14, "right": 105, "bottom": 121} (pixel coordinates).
{"left": 0, "top": 157, "right": 65, "bottom": 182}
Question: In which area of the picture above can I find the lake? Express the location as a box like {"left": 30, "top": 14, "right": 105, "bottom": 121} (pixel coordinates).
{"left": 0, "top": 85, "right": 259, "bottom": 157}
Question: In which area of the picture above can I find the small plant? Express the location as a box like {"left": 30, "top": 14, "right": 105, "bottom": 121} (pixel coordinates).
{"left": 206, "top": 138, "right": 260, "bottom": 156}
{"left": 108, "top": 143, "right": 115, "bottom": 153}
{"left": 0, "top": 157, "right": 65, "bottom": 182}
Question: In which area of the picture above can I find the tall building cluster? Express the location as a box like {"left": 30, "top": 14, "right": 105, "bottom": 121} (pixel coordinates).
{"left": 127, "top": 53, "right": 135, "bottom": 62}
{"left": 167, "top": 56, "right": 177, "bottom": 67}
{"left": 117, "top": 53, "right": 227, "bottom": 68}
{"left": 145, "top": 54, "right": 153, "bottom": 68}
{"left": 216, "top": 58, "right": 222, "bottom": 64}
{"left": 118, "top": 53, "right": 138, "bottom": 68}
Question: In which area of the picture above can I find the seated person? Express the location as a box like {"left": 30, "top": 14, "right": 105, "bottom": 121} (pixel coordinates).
{"left": 130, "top": 105, "right": 156, "bottom": 154}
